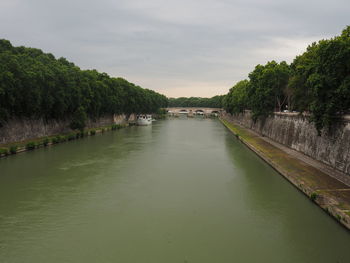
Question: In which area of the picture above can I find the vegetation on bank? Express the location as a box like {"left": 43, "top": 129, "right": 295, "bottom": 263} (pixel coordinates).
{"left": 168, "top": 96, "right": 225, "bottom": 108}
{"left": 0, "top": 40, "right": 168, "bottom": 130}
{"left": 220, "top": 118, "right": 350, "bottom": 229}
{"left": 0, "top": 123, "right": 126, "bottom": 157}
{"left": 223, "top": 26, "right": 350, "bottom": 132}
{"left": 1, "top": 27, "right": 349, "bottom": 135}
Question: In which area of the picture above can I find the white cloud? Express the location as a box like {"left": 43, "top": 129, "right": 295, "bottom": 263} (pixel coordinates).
{"left": 250, "top": 36, "right": 326, "bottom": 64}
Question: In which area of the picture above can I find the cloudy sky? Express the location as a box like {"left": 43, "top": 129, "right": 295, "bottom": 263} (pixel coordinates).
{"left": 0, "top": 0, "right": 349, "bottom": 97}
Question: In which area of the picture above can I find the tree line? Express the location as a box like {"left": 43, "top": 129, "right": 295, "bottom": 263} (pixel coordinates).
{"left": 168, "top": 96, "right": 225, "bottom": 108}
{"left": 223, "top": 26, "right": 350, "bottom": 132}
{"left": 0, "top": 39, "right": 168, "bottom": 129}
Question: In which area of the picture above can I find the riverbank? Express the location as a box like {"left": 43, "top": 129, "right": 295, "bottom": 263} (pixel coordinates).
{"left": 2, "top": 117, "right": 350, "bottom": 262}
{"left": 0, "top": 123, "right": 127, "bottom": 158}
{"left": 0, "top": 112, "right": 167, "bottom": 158}
{"left": 223, "top": 111, "right": 350, "bottom": 176}
{"left": 220, "top": 117, "right": 350, "bottom": 230}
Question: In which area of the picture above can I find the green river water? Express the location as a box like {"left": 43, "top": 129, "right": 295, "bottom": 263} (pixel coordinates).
{"left": 0, "top": 118, "right": 350, "bottom": 262}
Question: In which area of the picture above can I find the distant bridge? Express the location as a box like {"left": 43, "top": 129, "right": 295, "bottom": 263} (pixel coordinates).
{"left": 166, "top": 107, "right": 224, "bottom": 117}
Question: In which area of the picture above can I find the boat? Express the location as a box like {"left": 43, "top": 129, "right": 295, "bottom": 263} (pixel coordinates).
{"left": 136, "top": 114, "right": 152, "bottom": 126}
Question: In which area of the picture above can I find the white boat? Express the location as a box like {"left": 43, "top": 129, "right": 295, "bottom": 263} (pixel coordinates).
{"left": 136, "top": 114, "right": 152, "bottom": 126}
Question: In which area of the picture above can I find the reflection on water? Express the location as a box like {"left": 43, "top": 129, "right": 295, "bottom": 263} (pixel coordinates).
{"left": 0, "top": 118, "right": 349, "bottom": 263}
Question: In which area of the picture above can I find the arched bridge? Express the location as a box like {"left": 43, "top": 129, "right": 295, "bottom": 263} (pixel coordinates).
{"left": 166, "top": 107, "right": 224, "bottom": 117}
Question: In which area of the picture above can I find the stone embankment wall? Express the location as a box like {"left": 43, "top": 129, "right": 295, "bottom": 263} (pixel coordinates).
{"left": 223, "top": 111, "right": 350, "bottom": 176}
{"left": 0, "top": 114, "right": 131, "bottom": 145}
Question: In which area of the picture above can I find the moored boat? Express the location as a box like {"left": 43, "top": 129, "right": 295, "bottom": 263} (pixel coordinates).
{"left": 136, "top": 114, "right": 152, "bottom": 126}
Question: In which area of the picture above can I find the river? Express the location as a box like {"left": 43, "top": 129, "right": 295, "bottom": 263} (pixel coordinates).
{"left": 0, "top": 118, "right": 349, "bottom": 262}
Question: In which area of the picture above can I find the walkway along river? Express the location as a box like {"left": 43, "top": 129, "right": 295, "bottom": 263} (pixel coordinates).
{"left": 0, "top": 118, "right": 350, "bottom": 262}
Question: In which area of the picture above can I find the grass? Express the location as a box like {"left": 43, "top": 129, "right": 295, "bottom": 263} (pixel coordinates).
{"left": 220, "top": 117, "right": 350, "bottom": 228}
{"left": 0, "top": 123, "right": 128, "bottom": 158}
{"left": 220, "top": 118, "right": 348, "bottom": 191}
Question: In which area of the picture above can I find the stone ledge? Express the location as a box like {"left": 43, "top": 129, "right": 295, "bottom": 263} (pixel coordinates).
{"left": 220, "top": 117, "right": 350, "bottom": 231}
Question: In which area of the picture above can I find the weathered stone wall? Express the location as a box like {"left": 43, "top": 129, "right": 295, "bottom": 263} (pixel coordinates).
{"left": 0, "top": 114, "right": 128, "bottom": 145}
{"left": 223, "top": 111, "right": 350, "bottom": 176}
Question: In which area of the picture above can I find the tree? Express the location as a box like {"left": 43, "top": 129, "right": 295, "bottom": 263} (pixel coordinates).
{"left": 223, "top": 80, "right": 249, "bottom": 114}
{"left": 0, "top": 39, "right": 168, "bottom": 126}
{"left": 70, "top": 106, "right": 87, "bottom": 132}
{"left": 168, "top": 96, "right": 225, "bottom": 108}
{"left": 289, "top": 26, "right": 350, "bottom": 132}
{"left": 247, "top": 61, "right": 290, "bottom": 120}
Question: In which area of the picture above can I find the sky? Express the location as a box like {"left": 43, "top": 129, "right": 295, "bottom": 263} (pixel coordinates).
{"left": 0, "top": 0, "right": 349, "bottom": 98}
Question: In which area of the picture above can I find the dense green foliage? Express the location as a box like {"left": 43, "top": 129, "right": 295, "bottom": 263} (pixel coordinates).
{"left": 168, "top": 95, "right": 225, "bottom": 108}
{"left": 223, "top": 80, "right": 249, "bottom": 115}
{"left": 224, "top": 26, "right": 350, "bottom": 131}
{"left": 290, "top": 27, "right": 350, "bottom": 131}
{"left": 224, "top": 61, "right": 290, "bottom": 120}
{"left": 0, "top": 40, "right": 168, "bottom": 128}
{"left": 70, "top": 106, "right": 87, "bottom": 131}
{"left": 247, "top": 61, "right": 290, "bottom": 120}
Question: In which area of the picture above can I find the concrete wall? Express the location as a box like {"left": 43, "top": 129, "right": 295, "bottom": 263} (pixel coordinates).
{"left": 223, "top": 111, "right": 350, "bottom": 176}
{"left": 0, "top": 114, "right": 129, "bottom": 145}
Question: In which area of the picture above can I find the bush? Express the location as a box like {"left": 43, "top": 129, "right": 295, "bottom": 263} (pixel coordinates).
{"left": 310, "top": 192, "right": 318, "bottom": 201}
{"left": 25, "top": 142, "right": 36, "bottom": 150}
{"left": 101, "top": 128, "right": 105, "bottom": 133}
{"left": 90, "top": 129, "right": 96, "bottom": 136}
{"left": 9, "top": 145, "right": 18, "bottom": 154}
{"left": 52, "top": 136, "right": 64, "bottom": 144}
{"left": 76, "top": 131, "right": 88, "bottom": 138}
{"left": 43, "top": 138, "right": 50, "bottom": 146}
{"left": 67, "top": 133, "right": 76, "bottom": 141}
{"left": 112, "top": 124, "right": 124, "bottom": 130}
{"left": 0, "top": 147, "right": 9, "bottom": 156}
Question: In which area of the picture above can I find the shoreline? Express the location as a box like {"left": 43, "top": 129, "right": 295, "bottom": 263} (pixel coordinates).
{"left": 0, "top": 123, "right": 128, "bottom": 158}
{"left": 220, "top": 117, "right": 350, "bottom": 231}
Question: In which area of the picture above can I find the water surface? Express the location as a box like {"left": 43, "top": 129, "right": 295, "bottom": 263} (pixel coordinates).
{"left": 0, "top": 118, "right": 349, "bottom": 262}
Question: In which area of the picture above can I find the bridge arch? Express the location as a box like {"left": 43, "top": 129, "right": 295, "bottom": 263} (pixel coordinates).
{"left": 211, "top": 110, "right": 220, "bottom": 116}
{"left": 195, "top": 109, "right": 204, "bottom": 115}
{"left": 165, "top": 107, "right": 224, "bottom": 117}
